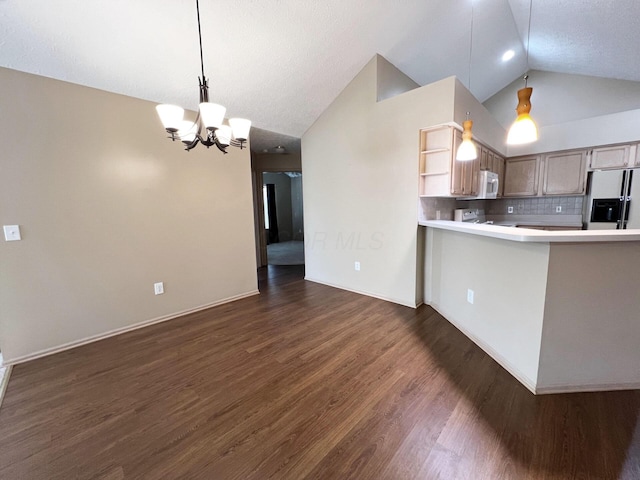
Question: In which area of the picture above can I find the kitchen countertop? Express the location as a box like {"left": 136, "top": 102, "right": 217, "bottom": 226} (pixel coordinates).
{"left": 419, "top": 220, "right": 640, "bottom": 242}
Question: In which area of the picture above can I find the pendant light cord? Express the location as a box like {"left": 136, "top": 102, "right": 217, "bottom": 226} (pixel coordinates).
{"left": 468, "top": 0, "right": 474, "bottom": 91}
{"left": 196, "top": 0, "right": 206, "bottom": 81}
{"left": 524, "top": 0, "right": 533, "bottom": 85}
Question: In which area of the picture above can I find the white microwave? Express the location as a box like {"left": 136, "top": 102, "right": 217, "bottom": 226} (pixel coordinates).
{"left": 460, "top": 170, "right": 499, "bottom": 200}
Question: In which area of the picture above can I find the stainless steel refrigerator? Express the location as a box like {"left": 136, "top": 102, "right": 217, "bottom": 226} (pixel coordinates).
{"left": 586, "top": 168, "right": 640, "bottom": 229}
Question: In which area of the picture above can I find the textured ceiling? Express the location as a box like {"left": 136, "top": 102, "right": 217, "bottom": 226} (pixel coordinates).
{"left": 2, "top": 0, "right": 640, "bottom": 151}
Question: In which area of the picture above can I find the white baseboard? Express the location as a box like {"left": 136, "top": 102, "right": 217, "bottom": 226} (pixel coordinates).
{"left": 535, "top": 381, "right": 640, "bottom": 395}
{"left": 428, "top": 302, "right": 538, "bottom": 395}
{"left": 0, "top": 365, "right": 12, "bottom": 409}
{"left": 2, "top": 290, "right": 260, "bottom": 367}
{"left": 304, "top": 276, "right": 419, "bottom": 309}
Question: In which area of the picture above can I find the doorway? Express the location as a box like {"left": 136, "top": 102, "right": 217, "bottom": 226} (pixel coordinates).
{"left": 254, "top": 171, "right": 304, "bottom": 267}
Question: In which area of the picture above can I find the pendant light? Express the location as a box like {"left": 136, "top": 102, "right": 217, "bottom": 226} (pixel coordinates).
{"left": 507, "top": 0, "right": 538, "bottom": 145}
{"left": 456, "top": 0, "right": 477, "bottom": 161}
{"left": 457, "top": 114, "right": 477, "bottom": 161}
{"left": 156, "top": 0, "right": 251, "bottom": 153}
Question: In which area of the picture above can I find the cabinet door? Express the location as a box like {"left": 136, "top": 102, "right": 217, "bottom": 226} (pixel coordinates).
{"left": 480, "top": 147, "right": 490, "bottom": 171}
{"left": 450, "top": 131, "right": 465, "bottom": 196}
{"left": 503, "top": 156, "right": 540, "bottom": 197}
{"left": 590, "top": 145, "right": 630, "bottom": 169}
{"left": 493, "top": 155, "right": 505, "bottom": 197}
{"left": 542, "top": 151, "right": 588, "bottom": 195}
{"left": 465, "top": 154, "right": 480, "bottom": 195}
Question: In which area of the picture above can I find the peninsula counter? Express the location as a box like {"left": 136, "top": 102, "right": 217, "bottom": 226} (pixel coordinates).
{"left": 420, "top": 220, "right": 640, "bottom": 394}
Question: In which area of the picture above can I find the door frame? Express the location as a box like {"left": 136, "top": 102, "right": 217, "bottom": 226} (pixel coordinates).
{"left": 252, "top": 168, "right": 302, "bottom": 268}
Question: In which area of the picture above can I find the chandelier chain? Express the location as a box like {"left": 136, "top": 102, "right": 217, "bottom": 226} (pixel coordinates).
{"left": 196, "top": 0, "right": 206, "bottom": 83}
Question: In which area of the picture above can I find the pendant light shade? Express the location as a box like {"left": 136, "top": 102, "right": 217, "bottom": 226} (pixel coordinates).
{"left": 507, "top": 85, "right": 538, "bottom": 145}
{"left": 199, "top": 103, "right": 226, "bottom": 130}
{"left": 178, "top": 120, "right": 198, "bottom": 144}
{"left": 216, "top": 125, "right": 232, "bottom": 147}
{"left": 156, "top": 104, "right": 184, "bottom": 132}
{"left": 456, "top": 119, "right": 478, "bottom": 161}
{"left": 229, "top": 118, "right": 251, "bottom": 141}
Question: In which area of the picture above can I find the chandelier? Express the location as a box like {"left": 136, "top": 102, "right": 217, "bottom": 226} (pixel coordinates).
{"left": 156, "top": 0, "right": 251, "bottom": 153}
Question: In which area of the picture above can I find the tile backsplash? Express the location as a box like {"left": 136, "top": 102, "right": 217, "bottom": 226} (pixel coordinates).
{"left": 421, "top": 196, "right": 586, "bottom": 221}
{"left": 483, "top": 196, "right": 585, "bottom": 216}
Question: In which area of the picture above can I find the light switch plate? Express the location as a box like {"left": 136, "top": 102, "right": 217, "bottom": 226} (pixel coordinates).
{"left": 3, "top": 225, "right": 21, "bottom": 241}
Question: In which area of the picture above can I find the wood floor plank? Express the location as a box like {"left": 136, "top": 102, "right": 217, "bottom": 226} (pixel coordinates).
{"left": 0, "top": 265, "right": 639, "bottom": 479}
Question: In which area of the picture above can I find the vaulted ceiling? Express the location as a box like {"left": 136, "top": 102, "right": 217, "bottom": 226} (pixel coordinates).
{"left": 2, "top": 0, "right": 639, "bottom": 152}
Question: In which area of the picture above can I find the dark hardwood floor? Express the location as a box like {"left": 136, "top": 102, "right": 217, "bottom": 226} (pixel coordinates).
{"left": 1, "top": 265, "right": 639, "bottom": 479}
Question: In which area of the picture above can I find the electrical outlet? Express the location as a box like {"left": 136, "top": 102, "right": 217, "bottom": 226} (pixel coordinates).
{"left": 556, "top": 206, "right": 562, "bottom": 213}
{"left": 3, "top": 225, "right": 21, "bottom": 241}
{"left": 507, "top": 206, "right": 514, "bottom": 214}
{"left": 467, "top": 289, "right": 474, "bottom": 304}
{"left": 436, "top": 210, "right": 441, "bottom": 220}
{"left": 354, "top": 261, "right": 361, "bottom": 271}
{"left": 154, "top": 282, "right": 164, "bottom": 295}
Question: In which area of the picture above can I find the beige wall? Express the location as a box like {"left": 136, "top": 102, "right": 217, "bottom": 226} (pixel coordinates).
{"left": 538, "top": 242, "right": 640, "bottom": 392}
{"left": 424, "top": 228, "right": 549, "bottom": 391}
{"left": 251, "top": 152, "right": 302, "bottom": 172}
{"left": 302, "top": 55, "right": 456, "bottom": 307}
{"left": 0, "top": 68, "right": 258, "bottom": 364}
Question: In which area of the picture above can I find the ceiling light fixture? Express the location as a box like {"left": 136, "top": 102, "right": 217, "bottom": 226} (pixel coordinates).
{"left": 507, "top": 0, "right": 538, "bottom": 145}
{"left": 155, "top": 0, "right": 250, "bottom": 153}
{"left": 457, "top": 114, "right": 478, "bottom": 161}
{"left": 456, "top": 0, "right": 477, "bottom": 162}
{"left": 502, "top": 49, "right": 515, "bottom": 62}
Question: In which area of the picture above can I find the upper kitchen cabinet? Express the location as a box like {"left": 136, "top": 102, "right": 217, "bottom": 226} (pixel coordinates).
{"left": 503, "top": 156, "right": 540, "bottom": 197}
{"left": 542, "top": 150, "right": 588, "bottom": 195}
{"left": 419, "top": 125, "right": 478, "bottom": 197}
{"left": 490, "top": 153, "right": 505, "bottom": 197}
{"left": 589, "top": 145, "right": 632, "bottom": 169}
{"left": 636, "top": 143, "right": 640, "bottom": 166}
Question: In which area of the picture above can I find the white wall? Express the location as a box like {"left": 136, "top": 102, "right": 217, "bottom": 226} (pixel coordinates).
{"left": 483, "top": 70, "right": 640, "bottom": 156}
{"left": 506, "top": 109, "right": 640, "bottom": 157}
{"left": 484, "top": 70, "right": 640, "bottom": 129}
{"left": 302, "top": 55, "right": 456, "bottom": 307}
{"left": 0, "top": 68, "right": 258, "bottom": 364}
{"left": 425, "top": 228, "right": 549, "bottom": 391}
